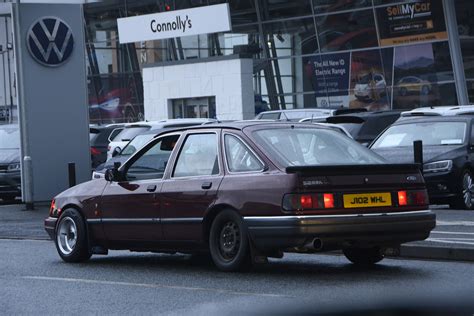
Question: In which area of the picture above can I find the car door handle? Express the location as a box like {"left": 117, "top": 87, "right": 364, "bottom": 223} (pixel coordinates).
{"left": 201, "top": 182, "right": 212, "bottom": 190}
{"left": 147, "top": 184, "right": 157, "bottom": 192}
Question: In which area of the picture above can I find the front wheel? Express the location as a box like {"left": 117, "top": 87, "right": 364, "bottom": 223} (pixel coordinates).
{"left": 450, "top": 170, "right": 474, "bottom": 210}
{"left": 343, "top": 247, "right": 384, "bottom": 265}
{"left": 209, "top": 210, "right": 250, "bottom": 272}
{"left": 55, "top": 209, "right": 91, "bottom": 262}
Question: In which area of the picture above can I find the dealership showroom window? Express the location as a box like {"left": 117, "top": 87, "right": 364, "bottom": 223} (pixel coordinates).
{"left": 2, "top": 0, "right": 474, "bottom": 125}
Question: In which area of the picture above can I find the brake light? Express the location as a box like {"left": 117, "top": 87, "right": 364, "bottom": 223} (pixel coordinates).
{"left": 300, "top": 195, "right": 313, "bottom": 209}
{"left": 398, "top": 191, "right": 407, "bottom": 206}
{"left": 283, "top": 193, "right": 336, "bottom": 212}
{"left": 49, "top": 199, "right": 55, "bottom": 216}
{"left": 398, "top": 190, "right": 428, "bottom": 206}
{"left": 324, "top": 193, "right": 334, "bottom": 209}
{"left": 91, "top": 147, "right": 101, "bottom": 156}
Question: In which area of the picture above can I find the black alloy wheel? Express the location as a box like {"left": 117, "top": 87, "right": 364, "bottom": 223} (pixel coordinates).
{"left": 451, "top": 170, "right": 474, "bottom": 210}
{"left": 343, "top": 247, "right": 384, "bottom": 266}
{"left": 55, "top": 209, "right": 91, "bottom": 262}
{"left": 209, "top": 209, "right": 250, "bottom": 272}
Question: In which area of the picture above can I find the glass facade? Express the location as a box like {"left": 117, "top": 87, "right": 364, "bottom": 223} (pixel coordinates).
{"left": 82, "top": 0, "right": 467, "bottom": 124}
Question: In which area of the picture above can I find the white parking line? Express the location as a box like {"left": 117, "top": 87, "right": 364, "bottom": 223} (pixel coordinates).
{"left": 436, "top": 221, "right": 474, "bottom": 227}
{"left": 426, "top": 238, "right": 474, "bottom": 246}
{"left": 22, "top": 276, "right": 294, "bottom": 298}
{"left": 431, "top": 231, "right": 474, "bottom": 235}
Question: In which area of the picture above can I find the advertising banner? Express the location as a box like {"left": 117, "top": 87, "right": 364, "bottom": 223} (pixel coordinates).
{"left": 307, "top": 52, "right": 351, "bottom": 107}
{"left": 117, "top": 3, "right": 231, "bottom": 44}
{"left": 376, "top": 0, "right": 447, "bottom": 46}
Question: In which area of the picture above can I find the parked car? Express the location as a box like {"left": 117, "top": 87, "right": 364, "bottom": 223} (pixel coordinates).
{"left": 89, "top": 124, "right": 124, "bottom": 169}
{"left": 255, "top": 108, "right": 366, "bottom": 121}
{"left": 106, "top": 119, "right": 215, "bottom": 161}
{"left": 0, "top": 125, "right": 21, "bottom": 201}
{"left": 93, "top": 130, "right": 164, "bottom": 179}
{"left": 298, "top": 119, "right": 353, "bottom": 138}
{"left": 400, "top": 105, "right": 474, "bottom": 118}
{"left": 45, "top": 121, "right": 435, "bottom": 271}
{"left": 396, "top": 76, "right": 432, "bottom": 96}
{"left": 89, "top": 88, "right": 143, "bottom": 124}
{"left": 354, "top": 73, "right": 387, "bottom": 101}
{"left": 370, "top": 116, "right": 474, "bottom": 209}
{"left": 326, "top": 110, "right": 402, "bottom": 146}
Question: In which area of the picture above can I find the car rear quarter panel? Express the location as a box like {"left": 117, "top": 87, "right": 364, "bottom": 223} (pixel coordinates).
{"left": 215, "top": 171, "right": 297, "bottom": 216}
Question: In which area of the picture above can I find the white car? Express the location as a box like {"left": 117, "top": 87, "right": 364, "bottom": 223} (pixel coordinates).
{"left": 106, "top": 118, "right": 215, "bottom": 161}
{"left": 354, "top": 73, "right": 386, "bottom": 101}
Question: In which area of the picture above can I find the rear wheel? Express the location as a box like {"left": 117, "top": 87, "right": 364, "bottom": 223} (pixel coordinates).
{"left": 55, "top": 209, "right": 91, "bottom": 262}
{"left": 343, "top": 247, "right": 384, "bottom": 265}
{"left": 450, "top": 170, "right": 474, "bottom": 210}
{"left": 209, "top": 210, "right": 250, "bottom": 271}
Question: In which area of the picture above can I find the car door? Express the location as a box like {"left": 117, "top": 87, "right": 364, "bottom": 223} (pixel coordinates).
{"left": 160, "top": 131, "right": 224, "bottom": 241}
{"left": 100, "top": 133, "right": 181, "bottom": 242}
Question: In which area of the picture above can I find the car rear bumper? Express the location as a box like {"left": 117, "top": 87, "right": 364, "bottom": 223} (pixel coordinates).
{"left": 244, "top": 210, "right": 435, "bottom": 250}
{"left": 44, "top": 217, "right": 57, "bottom": 240}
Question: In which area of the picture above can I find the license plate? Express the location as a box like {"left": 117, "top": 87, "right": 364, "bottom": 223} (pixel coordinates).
{"left": 343, "top": 193, "right": 392, "bottom": 208}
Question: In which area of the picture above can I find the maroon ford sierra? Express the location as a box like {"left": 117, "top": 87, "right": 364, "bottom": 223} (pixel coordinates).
{"left": 45, "top": 122, "right": 435, "bottom": 271}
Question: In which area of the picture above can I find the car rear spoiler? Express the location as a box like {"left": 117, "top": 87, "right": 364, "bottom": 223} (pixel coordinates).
{"left": 286, "top": 164, "right": 421, "bottom": 176}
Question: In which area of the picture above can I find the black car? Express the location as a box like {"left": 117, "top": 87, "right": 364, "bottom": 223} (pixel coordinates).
{"left": 90, "top": 125, "right": 123, "bottom": 169}
{"left": 370, "top": 116, "right": 474, "bottom": 209}
{"left": 326, "top": 110, "right": 402, "bottom": 146}
{"left": 0, "top": 125, "right": 21, "bottom": 201}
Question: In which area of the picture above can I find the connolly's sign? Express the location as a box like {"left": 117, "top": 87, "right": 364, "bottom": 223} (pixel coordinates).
{"left": 117, "top": 3, "right": 231, "bottom": 44}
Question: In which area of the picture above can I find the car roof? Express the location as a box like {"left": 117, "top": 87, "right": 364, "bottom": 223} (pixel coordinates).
{"left": 392, "top": 115, "right": 474, "bottom": 125}
{"left": 400, "top": 105, "right": 474, "bottom": 117}
{"left": 326, "top": 110, "right": 402, "bottom": 123}
{"left": 151, "top": 121, "right": 336, "bottom": 138}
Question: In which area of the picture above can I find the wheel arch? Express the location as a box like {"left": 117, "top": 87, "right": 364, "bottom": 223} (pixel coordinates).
{"left": 202, "top": 203, "right": 240, "bottom": 244}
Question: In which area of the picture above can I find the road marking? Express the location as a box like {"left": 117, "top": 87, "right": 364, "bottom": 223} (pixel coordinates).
{"left": 0, "top": 237, "right": 50, "bottom": 242}
{"left": 431, "top": 231, "right": 474, "bottom": 236}
{"left": 426, "top": 238, "right": 474, "bottom": 246}
{"left": 436, "top": 221, "right": 474, "bottom": 227}
{"left": 22, "top": 276, "right": 294, "bottom": 298}
{"left": 428, "top": 237, "right": 474, "bottom": 241}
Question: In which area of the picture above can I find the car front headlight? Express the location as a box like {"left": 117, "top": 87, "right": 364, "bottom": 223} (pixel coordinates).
{"left": 7, "top": 163, "right": 20, "bottom": 171}
{"left": 423, "top": 160, "right": 453, "bottom": 173}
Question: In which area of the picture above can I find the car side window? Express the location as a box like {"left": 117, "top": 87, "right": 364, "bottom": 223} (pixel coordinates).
{"left": 126, "top": 134, "right": 179, "bottom": 181}
{"left": 173, "top": 133, "right": 219, "bottom": 177}
{"left": 224, "top": 135, "right": 263, "bottom": 172}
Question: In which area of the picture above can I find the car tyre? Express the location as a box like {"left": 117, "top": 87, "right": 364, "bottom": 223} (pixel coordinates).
{"left": 450, "top": 170, "right": 474, "bottom": 210}
{"left": 55, "top": 209, "right": 91, "bottom": 263}
{"left": 343, "top": 247, "right": 384, "bottom": 265}
{"left": 209, "top": 209, "right": 251, "bottom": 272}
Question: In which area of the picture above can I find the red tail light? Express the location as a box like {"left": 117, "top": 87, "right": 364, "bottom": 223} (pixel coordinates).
{"left": 49, "top": 199, "right": 55, "bottom": 216}
{"left": 283, "top": 193, "right": 335, "bottom": 212}
{"left": 324, "top": 193, "right": 334, "bottom": 209}
{"left": 398, "top": 191, "right": 407, "bottom": 206}
{"left": 91, "top": 147, "right": 101, "bottom": 156}
{"left": 398, "top": 190, "right": 428, "bottom": 206}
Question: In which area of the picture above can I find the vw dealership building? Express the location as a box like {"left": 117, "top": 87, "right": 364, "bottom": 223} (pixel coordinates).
{"left": 1, "top": 0, "right": 474, "bottom": 200}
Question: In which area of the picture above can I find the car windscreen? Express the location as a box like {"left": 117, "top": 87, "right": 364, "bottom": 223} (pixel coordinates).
{"left": 120, "top": 134, "right": 155, "bottom": 156}
{"left": 113, "top": 126, "right": 150, "bottom": 142}
{"left": 90, "top": 127, "right": 113, "bottom": 145}
{"left": 371, "top": 121, "right": 467, "bottom": 148}
{"left": 252, "top": 127, "right": 384, "bottom": 167}
{"left": 0, "top": 126, "right": 20, "bottom": 149}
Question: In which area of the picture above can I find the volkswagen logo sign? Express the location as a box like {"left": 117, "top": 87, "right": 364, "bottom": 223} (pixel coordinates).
{"left": 26, "top": 17, "right": 74, "bottom": 67}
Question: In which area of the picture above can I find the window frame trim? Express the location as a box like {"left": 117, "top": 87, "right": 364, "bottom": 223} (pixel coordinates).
{"left": 171, "top": 131, "right": 222, "bottom": 179}
{"left": 223, "top": 132, "right": 266, "bottom": 175}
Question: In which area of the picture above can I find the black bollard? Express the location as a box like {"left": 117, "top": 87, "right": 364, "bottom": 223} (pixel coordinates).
{"left": 413, "top": 140, "right": 423, "bottom": 171}
{"left": 68, "top": 162, "right": 76, "bottom": 187}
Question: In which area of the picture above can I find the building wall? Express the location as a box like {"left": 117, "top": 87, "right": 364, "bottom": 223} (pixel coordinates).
{"left": 143, "top": 57, "right": 254, "bottom": 121}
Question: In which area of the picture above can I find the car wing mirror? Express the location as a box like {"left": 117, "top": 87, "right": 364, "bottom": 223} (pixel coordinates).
{"left": 105, "top": 162, "right": 122, "bottom": 182}
{"left": 112, "top": 147, "right": 121, "bottom": 157}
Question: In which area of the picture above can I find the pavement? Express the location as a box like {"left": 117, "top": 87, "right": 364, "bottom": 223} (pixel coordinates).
{"left": 0, "top": 202, "right": 473, "bottom": 261}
